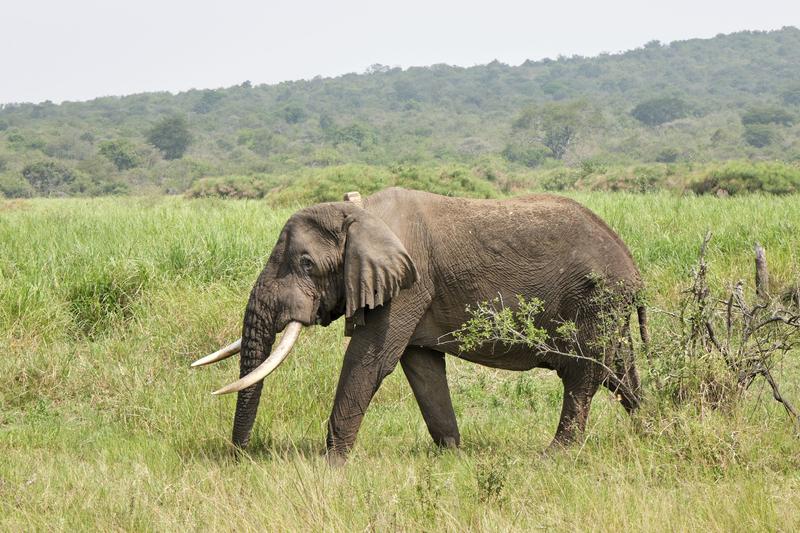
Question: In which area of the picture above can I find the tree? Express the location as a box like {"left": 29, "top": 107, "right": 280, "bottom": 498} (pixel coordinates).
{"left": 281, "top": 104, "right": 307, "bottom": 124}
{"left": 741, "top": 106, "right": 794, "bottom": 126}
{"left": 21, "top": 161, "right": 77, "bottom": 195}
{"left": 743, "top": 124, "right": 780, "bottom": 148}
{"left": 192, "top": 90, "right": 224, "bottom": 114}
{"left": 511, "top": 100, "right": 594, "bottom": 160}
{"left": 98, "top": 139, "right": 140, "bottom": 170}
{"left": 146, "top": 116, "right": 192, "bottom": 160}
{"left": 631, "top": 96, "right": 690, "bottom": 126}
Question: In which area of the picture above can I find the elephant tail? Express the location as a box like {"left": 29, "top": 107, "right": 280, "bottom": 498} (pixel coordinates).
{"left": 636, "top": 305, "right": 650, "bottom": 348}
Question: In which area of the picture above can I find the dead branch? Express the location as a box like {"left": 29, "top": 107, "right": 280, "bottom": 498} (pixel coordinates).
{"left": 755, "top": 242, "right": 769, "bottom": 299}
{"left": 665, "top": 235, "right": 800, "bottom": 429}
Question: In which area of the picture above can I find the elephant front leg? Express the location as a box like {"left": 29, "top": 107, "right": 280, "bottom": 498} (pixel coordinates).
{"left": 325, "top": 342, "right": 402, "bottom": 460}
{"left": 400, "top": 346, "right": 460, "bottom": 449}
{"left": 325, "top": 298, "right": 428, "bottom": 463}
{"left": 550, "top": 364, "right": 601, "bottom": 449}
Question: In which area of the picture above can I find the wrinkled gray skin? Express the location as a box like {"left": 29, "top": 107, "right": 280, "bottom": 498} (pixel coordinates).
{"left": 233, "top": 187, "right": 646, "bottom": 462}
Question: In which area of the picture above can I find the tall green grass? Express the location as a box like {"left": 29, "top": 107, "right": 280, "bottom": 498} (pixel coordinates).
{"left": 1, "top": 194, "right": 799, "bottom": 531}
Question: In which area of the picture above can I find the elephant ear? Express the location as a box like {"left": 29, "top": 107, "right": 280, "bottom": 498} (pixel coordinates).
{"left": 343, "top": 210, "right": 418, "bottom": 323}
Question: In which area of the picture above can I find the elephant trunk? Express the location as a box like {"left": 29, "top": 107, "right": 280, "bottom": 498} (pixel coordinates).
{"left": 231, "top": 300, "right": 275, "bottom": 448}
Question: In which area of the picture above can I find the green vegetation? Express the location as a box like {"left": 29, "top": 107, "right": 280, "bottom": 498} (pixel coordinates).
{"left": 691, "top": 160, "right": 800, "bottom": 195}
{"left": 631, "top": 96, "right": 691, "bottom": 126}
{"left": 146, "top": 115, "right": 193, "bottom": 160}
{"left": 2, "top": 28, "right": 800, "bottom": 198}
{"left": 2, "top": 194, "right": 799, "bottom": 530}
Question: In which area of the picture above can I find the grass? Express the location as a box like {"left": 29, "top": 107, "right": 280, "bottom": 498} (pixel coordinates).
{"left": 1, "top": 193, "right": 799, "bottom": 531}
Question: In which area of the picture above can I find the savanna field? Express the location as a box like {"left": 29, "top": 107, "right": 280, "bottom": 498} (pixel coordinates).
{"left": 2, "top": 193, "right": 799, "bottom": 531}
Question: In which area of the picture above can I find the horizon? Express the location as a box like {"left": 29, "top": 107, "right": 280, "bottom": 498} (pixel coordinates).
{"left": 1, "top": 27, "right": 796, "bottom": 108}
{"left": 2, "top": 0, "right": 799, "bottom": 105}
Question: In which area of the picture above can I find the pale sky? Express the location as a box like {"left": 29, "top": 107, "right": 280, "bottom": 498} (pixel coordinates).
{"left": 1, "top": 0, "right": 798, "bottom": 104}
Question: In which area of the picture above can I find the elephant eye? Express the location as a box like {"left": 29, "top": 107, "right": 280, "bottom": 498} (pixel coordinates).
{"left": 300, "top": 255, "right": 315, "bottom": 274}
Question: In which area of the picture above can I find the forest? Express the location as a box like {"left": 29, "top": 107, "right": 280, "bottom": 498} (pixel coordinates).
{"left": 1, "top": 27, "right": 800, "bottom": 201}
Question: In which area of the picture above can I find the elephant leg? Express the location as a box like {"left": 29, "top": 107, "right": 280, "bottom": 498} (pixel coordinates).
{"left": 550, "top": 363, "right": 601, "bottom": 448}
{"left": 326, "top": 295, "right": 429, "bottom": 463}
{"left": 601, "top": 319, "right": 642, "bottom": 414}
{"left": 400, "top": 346, "right": 460, "bottom": 448}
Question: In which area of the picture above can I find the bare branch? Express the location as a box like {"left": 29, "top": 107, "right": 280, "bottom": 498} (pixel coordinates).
{"left": 755, "top": 242, "right": 769, "bottom": 300}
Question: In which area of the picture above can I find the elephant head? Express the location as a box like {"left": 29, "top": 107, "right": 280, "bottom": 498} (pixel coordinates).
{"left": 192, "top": 200, "right": 417, "bottom": 448}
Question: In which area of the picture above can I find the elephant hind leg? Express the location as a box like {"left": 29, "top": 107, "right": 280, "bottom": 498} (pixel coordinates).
{"left": 601, "top": 325, "right": 642, "bottom": 414}
{"left": 400, "top": 346, "right": 460, "bottom": 448}
{"left": 550, "top": 363, "right": 602, "bottom": 448}
{"left": 603, "top": 369, "right": 641, "bottom": 414}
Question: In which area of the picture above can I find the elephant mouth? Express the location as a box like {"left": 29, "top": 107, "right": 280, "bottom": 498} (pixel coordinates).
{"left": 314, "top": 299, "right": 345, "bottom": 327}
{"left": 315, "top": 308, "right": 333, "bottom": 326}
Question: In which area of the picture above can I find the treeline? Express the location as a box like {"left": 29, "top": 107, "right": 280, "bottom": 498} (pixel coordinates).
{"left": 1, "top": 28, "right": 800, "bottom": 198}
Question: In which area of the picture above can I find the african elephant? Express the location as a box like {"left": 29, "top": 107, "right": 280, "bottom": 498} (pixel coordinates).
{"left": 193, "top": 187, "right": 647, "bottom": 462}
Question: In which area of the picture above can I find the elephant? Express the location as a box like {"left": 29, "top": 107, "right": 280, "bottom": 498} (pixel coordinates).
{"left": 192, "top": 187, "right": 648, "bottom": 462}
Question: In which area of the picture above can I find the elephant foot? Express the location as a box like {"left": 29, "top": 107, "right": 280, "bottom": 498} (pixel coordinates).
{"left": 434, "top": 435, "right": 460, "bottom": 449}
{"left": 541, "top": 439, "right": 568, "bottom": 458}
{"left": 325, "top": 450, "right": 348, "bottom": 467}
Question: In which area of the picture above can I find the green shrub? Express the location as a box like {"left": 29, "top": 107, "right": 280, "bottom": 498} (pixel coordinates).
{"left": 743, "top": 124, "right": 780, "bottom": 147}
{"left": 655, "top": 148, "right": 680, "bottom": 163}
{"left": 19, "top": 160, "right": 128, "bottom": 197}
{"left": 540, "top": 168, "right": 581, "bottom": 191}
{"left": 185, "top": 175, "right": 275, "bottom": 199}
{"left": 631, "top": 96, "right": 690, "bottom": 126}
{"left": 98, "top": 139, "right": 141, "bottom": 170}
{"left": 281, "top": 104, "right": 307, "bottom": 124}
{"left": 741, "top": 106, "right": 794, "bottom": 126}
{"left": 591, "top": 165, "right": 667, "bottom": 193}
{"left": 187, "top": 165, "right": 499, "bottom": 205}
{"left": 691, "top": 161, "right": 800, "bottom": 195}
{"left": 22, "top": 161, "right": 78, "bottom": 195}
{"left": 0, "top": 173, "right": 34, "bottom": 198}
{"left": 501, "top": 142, "right": 549, "bottom": 168}
{"left": 236, "top": 129, "right": 274, "bottom": 157}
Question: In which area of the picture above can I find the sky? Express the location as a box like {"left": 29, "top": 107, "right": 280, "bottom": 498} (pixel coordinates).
{"left": 1, "top": 0, "right": 799, "bottom": 105}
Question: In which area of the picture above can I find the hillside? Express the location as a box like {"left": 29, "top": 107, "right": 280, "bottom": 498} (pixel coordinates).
{"left": 1, "top": 27, "right": 800, "bottom": 197}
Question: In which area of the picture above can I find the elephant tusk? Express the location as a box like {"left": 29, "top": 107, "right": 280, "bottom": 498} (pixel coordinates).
{"left": 211, "top": 321, "right": 302, "bottom": 395}
{"left": 191, "top": 338, "right": 242, "bottom": 368}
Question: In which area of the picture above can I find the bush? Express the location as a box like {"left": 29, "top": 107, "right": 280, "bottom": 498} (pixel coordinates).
{"left": 743, "top": 124, "right": 780, "bottom": 147}
{"left": 0, "top": 173, "right": 34, "bottom": 198}
{"left": 631, "top": 96, "right": 690, "bottom": 126}
{"left": 98, "top": 139, "right": 141, "bottom": 170}
{"left": 741, "top": 106, "right": 794, "bottom": 126}
{"left": 236, "top": 129, "right": 274, "bottom": 157}
{"left": 19, "top": 160, "right": 128, "bottom": 197}
{"left": 185, "top": 175, "right": 276, "bottom": 199}
{"left": 590, "top": 165, "right": 667, "bottom": 193}
{"left": 540, "top": 168, "right": 581, "bottom": 191}
{"left": 655, "top": 148, "right": 680, "bottom": 163}
{"left": 187, "top": 165, "right": 499, "bottom": 205}
{"left": 281, "top": 105, "right": 307, "bottom": 124}
{"left": 70, "top": 174, "right": 130, "bottom": 196}
{"left": 22, "top": 161, "right": 78, "bottom": 195}
{"left": 691, "top": 161, "right": 800, "bottom": 195}
{"left": 501, "top": 143, "right": 549, "bottom": 168}
{"left": 325, "top": 123, "right": 377, "bottom": 148}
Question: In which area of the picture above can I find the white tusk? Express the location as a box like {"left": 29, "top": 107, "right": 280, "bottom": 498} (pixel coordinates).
{"left": 211, "top": 321, "right": 302, "bottom": 395}
{"left": 191, "top": 338, "right": 242, "bottom": 368}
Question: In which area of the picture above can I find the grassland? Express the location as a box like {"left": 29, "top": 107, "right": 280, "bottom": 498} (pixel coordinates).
{"left": 1, "top": 193, "right": 799, "bottom": 531}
